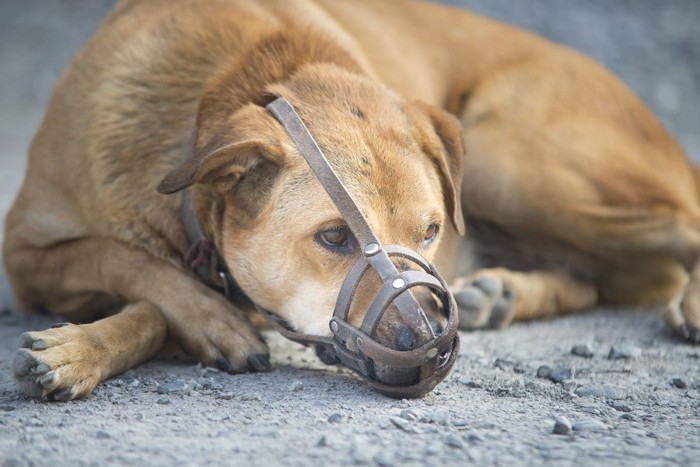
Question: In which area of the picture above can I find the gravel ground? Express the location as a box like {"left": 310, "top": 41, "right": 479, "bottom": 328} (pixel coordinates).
{"left": 1, "top": 1, "right": 699, "bottom": 466}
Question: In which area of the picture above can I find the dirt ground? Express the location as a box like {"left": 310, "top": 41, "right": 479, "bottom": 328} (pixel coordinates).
{"left": 1, "top": 1, "right": 699, "bottom": 466}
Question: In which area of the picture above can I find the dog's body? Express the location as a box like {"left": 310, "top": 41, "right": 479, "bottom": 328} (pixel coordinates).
{"left": 4, "top": 0, "right": 699, "bottom": 400}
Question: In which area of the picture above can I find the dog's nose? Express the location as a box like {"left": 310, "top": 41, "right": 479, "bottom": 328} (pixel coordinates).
{"left": 393, "top": 320, "right": 443, "bottom": 351}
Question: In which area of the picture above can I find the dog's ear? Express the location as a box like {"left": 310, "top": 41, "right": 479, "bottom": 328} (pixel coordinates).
{"left": 157, "top": 104, "right": 285, "bottom": 197}
{"left": 408, "top": 101, "right": 466, "bottom": 235}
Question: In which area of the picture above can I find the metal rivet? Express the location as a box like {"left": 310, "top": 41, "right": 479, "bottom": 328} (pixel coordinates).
{"left": 392, "top": 278, "right": 405, "bottom": 289}
{"left": 330, "top": 320, "right": 339, "bottom": 333}
{"left": 356, "top": 337, "right": 364, "bottom": 349}
{"left": 427, "top": 348, "right": 438, "bottom": 358}
{"left": 364, "top": 243, "right": 380, "bottom": 256}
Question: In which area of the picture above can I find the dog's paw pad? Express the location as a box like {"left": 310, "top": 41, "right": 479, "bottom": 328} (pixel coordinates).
{"left": 452, "top": 275, "right": 516, "bottom": 330}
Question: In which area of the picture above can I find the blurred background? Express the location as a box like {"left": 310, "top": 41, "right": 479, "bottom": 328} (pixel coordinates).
{"left": 0, "top": 0, "right": 698, "bottom": 305}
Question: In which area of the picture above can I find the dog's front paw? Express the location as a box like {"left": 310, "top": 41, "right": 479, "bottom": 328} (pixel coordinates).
{"left": 173, "top": 298, "right": 271, "bottom": 374}
{"left": 665, "top": 278, "right": 700, "bottom": 344}
{"left": 13, "top": 325, "right": 104, "bottom": 401}
{"left": 451, "top": 274, "right": 516, "bottom": 330}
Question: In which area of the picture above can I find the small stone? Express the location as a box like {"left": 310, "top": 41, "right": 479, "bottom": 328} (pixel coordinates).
{"left": 316, "top": 435, "right": 328, "bottom": 447}
{"left": 572, "top": 419, "right": 609, "bottom": 433}
{"left": 328, "top": 412, "right": 344, "bottom": 424}
{"left": 552, "top": 415, "right": 572, "bottom": 435}
{"left": 429, "top": 410, "right": 451, "bottom": 425}
{"left": 452, "top": 418, "right": 470, "bottom": 427}
{"left": 96, "top": 430, "right": 110, "bottom": 439}
{"left": 399, "top": 408, "right": 427, "bottom": 422}
{"left": 571, "top": 344, "right": 594, "bottom": 358}
{"left": 608, "top": 344, "right": 642, "bottom": 360}
{"left": 217, "top": 392, "right": 234, "bottom": 400}
{"left": 241, "top": 393, "right": 262, "bottom": 402}
{"left": 445, "top": 433, "right": 464, "bottom": 449}
{"left": 463, "top": 430, "right": 485, "bottom": 442}
{"left": 156, "top": 396, "right": 171, "bottom": 405}
{"left": 612, "top": 402, "right": 633, "bottom": 412}
{"left": 671, "top": 378, "right": 687, "bottom": 389}
{"left": 389, "top": 416, "right": 411, "bottom": 431}
{"left": 537, "top": 365, "right": 571, "bottom": 383}
{"left": 289, "top": 381, "right": 304, "bottom": 392}
{"left": 157, "top": 380, "right": 191, "bottom": 395}
{"left": 549, "top": 367, "right": 573, "bottom": 383}
{"left": 536, "top": 366, "right": 552, "bottom": 379}
{"left": 574, "top": 385, "right": 616, "bottom": 399}
{"left": 0, "top": 405, "right": 16, "bottom": 412}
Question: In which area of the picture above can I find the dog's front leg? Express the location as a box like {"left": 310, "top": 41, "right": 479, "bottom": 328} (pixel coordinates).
{"left": 13, "top": 301, "right": 167, "bottom": 400}
{"left": 451, "top": 268, "right": 598, "bottom": 329}
{"left": 9, "top": 237, "right": 269, "bottom": 399}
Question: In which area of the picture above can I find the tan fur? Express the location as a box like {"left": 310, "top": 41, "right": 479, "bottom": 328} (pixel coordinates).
{"left": 3, "top": 0, "right": 699, "bottom": 400}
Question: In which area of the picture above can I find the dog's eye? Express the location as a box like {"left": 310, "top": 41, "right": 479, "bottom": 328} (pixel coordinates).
{"left": 423, "top": 224, "right": 440, "bottom": 246}
{"left": 316, "top": 227, "right": 356, "bottom": 254}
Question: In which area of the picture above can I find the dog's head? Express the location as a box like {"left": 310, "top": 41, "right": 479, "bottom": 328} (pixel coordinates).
{"left": 158, "top": 64, "right": 465, "bottom": 391}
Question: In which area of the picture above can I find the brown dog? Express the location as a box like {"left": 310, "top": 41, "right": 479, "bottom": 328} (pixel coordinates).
{"left": 4, "top": 0, "right": 699, "bottom": 400}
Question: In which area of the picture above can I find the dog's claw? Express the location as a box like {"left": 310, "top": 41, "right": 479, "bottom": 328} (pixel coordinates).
{"left": 215, "top": 352, "right": 233, "bottom": 373}
{"left": 48, "top": 387, "right": 73, "bottom": 402}
{"left": 38, "top": 372, "right": 55, "bottom": 388}
{"left": 50, "top": 322, "right": 70, "bottom": 328}
{"left": 35, "top": 363, "right": 51, "bottom": 375}
{"left": 247, "top": 354, "right": 271, "bottom": 372}
{"left": 31, "top": 341, "right": 48, "bottom": 351}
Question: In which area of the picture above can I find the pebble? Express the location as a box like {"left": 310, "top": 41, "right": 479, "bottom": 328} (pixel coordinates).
{"left": 671, "top": 378, "right": 687, "bottom": 389}
{"left": 571, "top": 344, "right": 594, "bottom": 358}
{"left": 289, "top": 381, "right": 304, "bottom": 392}
{"left": 572, "top": 420, "right": 609, "bottom": 433}
{"left": 536, "top": 366, "right": 552, "bottom": 379}
{"left": 157, "top": 380, "right": 191, "bottom": 395}
{"left": 549, "top": 367, "right": 573, "bottom": 383}
{"left": 241, "top": 393, "right": 262, "bottom": 402}
{"left": 0, "top": 405, "right": 16, "bottom": 412}
{"left": 96, "top": 430, "right": 110, "bottom": 439}
{"left": 389, "top": 416, "right": 412, "bottom": 432}
{"left": 536, "top": 365, "right": 572, "bottom": 383}
{"left": 608, "top": 344, "right": 642, "bottom": 360}
{"left": 611, "top": 402, "right": 633, "bottom": 412}
{"left": 574, "top": 385, "right": 616, "bottom": 399}
{"left": 445, "top": 433, "right": 465, "bottom": 449}
{"left": 156, "top": 396, "right": 171, "bottom": 405}
{"left": 217, "top": 392, "right": 234, "bottom": 400}
{"left": 399, "top": 408, "right": 428, "bottom": 422}
{"left": 429, "top": 410, "right": 452, "bottom": 425}
{"left": 552, "top": 415, "right": 572, "bottom": 435}
{"left": 328, "top": 412, "right": 345, "bottom": 424}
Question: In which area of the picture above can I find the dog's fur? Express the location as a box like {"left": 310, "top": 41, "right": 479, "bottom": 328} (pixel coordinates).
{"left": 4, "top": 0, "right": 699, "bottom": 400}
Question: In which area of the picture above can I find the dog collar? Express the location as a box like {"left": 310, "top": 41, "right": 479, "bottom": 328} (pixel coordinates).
{"left": 182, "top": 97, "right": 460, "bottom": 398}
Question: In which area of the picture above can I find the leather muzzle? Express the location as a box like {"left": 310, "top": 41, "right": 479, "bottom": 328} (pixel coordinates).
{"left": 263, "top": 97, "right": 460, "bottom": 398}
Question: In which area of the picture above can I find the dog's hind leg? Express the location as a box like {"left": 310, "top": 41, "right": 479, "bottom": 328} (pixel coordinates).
{"left": 13, "top": 301, "right": 166, "bottom": 400}
{"left": 451, "top": 268, "right": 597, "bottom": 330}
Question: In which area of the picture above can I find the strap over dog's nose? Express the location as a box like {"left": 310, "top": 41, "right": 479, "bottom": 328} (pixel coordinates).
{"left": 266, "top": 97, "right": 434, "bottom": 337}
{"left": 264, "top": 97, "right": 460, "bottom": 398}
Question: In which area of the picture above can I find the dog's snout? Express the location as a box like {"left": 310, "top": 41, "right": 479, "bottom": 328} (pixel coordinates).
{"left": 393, "top": 319, "right": 443, "bottom": 351}
{"left": 393, "top": 325, "right": 417, "bottom": 351}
